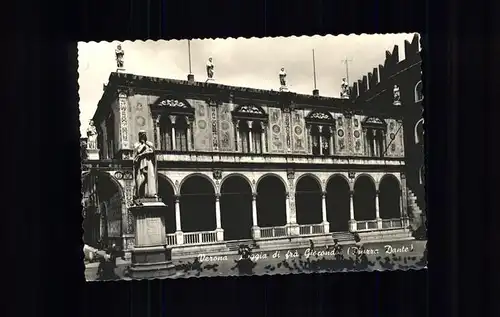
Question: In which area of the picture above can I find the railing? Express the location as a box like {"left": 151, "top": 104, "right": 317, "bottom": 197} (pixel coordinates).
{"left": 155, "top": 152, "right": 405, "bottom": 166}
{"left": 298, "top": 224, "right": 325, "bottom": 235}
{"left": 183, "top": 231, "right": 217, "bottom": 245}
{"left": 382, "top": 218, "right": 403, "bottom": 229}
{"left": 166, "top": 233, "right": 177, "bottom": 246}
{"left": 260, "top": 226, "right": 288, "bottom": 238}
{"left": 356, "top": 220, "right": 379, "bottom": 231}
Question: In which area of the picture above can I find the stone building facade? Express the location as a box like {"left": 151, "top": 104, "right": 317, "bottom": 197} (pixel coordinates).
{"left": 349, "top": 33, "right": 425, "bottom": 227}
{"left": 81, "top": 70, "right": 417, "bottom": 259}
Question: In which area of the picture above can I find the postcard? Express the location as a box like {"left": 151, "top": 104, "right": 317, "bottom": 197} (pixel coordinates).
{"left": 79, "top": 33, "right": 426, "bottom": 281}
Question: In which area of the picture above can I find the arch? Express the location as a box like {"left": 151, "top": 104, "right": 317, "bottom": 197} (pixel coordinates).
{"left": 256, "top": 173, "right": 288, "bottom": 193}
{"left": 180, "top": 175, "right": 217, "bottom": 232}
{"left": 353, "top": 175, "right": 377, "bottom": 221}
{"left": 325, "top": 175, "right": 351, "bottom": 232}
{"left": 378, "top": 174, "right": 401, "bottom": 220}
{"left": 326, "top": 173, "right": 351, "bottom": 191}
{"left": 379, "top": 174, "right": 401, "bottom": 189}
{"left": 178, "top": 173, "right": 217, "bottom": 194}
{"left": 220, "top": 175, "right": 253, "bottom": 240}
{"left": 157, "top": 174, "right": 177, "bottom": 234}
{"left": 256, "top": 174, "right": 287, "bottom": 227}
{"left": 81, "top": 170, "right": 124, "bottom": 249}
{"left": 414, "top": 118, "right": 424, "bottom": 144}
{"left": 306, "top": 111, "right": 335, "bottom": 121}
{"left": 233, "top": 104, "right": 267, "bottom": 115}
{"left": 221, "top": 173, "right": 254, "bottom": 193}
{"left": 419, "top": 165, "right": 425, "bottom": 185}
{"left": 154, "top": 96, "right": 193, "bottom": 109}
{"left": 157, "top": 173, "right": 178, "bottom": 196}
{"left": 414, "top": 80, "right": 423, "bottom": 103}
{"left": 81, "top": 170, "right": 125, "bottom": 200}
{"left": 353, "top": 173, "right": 377, "bottom": 190}
{"left": 295, "top": 175, "right": 323, "bottom": 225}
{"left": 295, "top": 173, "right": 323, "bottom": 192}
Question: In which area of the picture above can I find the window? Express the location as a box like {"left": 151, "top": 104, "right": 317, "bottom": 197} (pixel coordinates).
{"left": 362, "top": 117, "right": 387, "bottom": 157}
{"left": 414, "top": 118, "right": 424, "bottom": 145}
{"left": 305, "top": 111, "right": 335, "bottom": 156}
{"left": 415, "top": 81, "right": 423, "bottom": 103}
{"left": 150, "top": 97, "right": 195, "bottom": 152}
{"left": 232, "top": 104, "right": 268, "bottom": 154}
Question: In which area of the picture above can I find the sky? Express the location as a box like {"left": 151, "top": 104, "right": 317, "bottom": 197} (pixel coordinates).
{"left": 78, "top": 33, "right": 418, "bottom": 136}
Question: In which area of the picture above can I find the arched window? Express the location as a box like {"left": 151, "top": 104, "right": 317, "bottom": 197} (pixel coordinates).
{"left": 362, "top": 117, "right": 387, "bottom": 157}
{"left": 232, "top": 105, "right": 268, "bottom": 154}
{"left": 150, "top": 97, "right": 195, "bottom": 152}
{"left": 414, "top": 118, "right": 424, "bottom": 145}
{"left": 305, "top": 111, "right": 335, "bottom": 156}
{"left": 415, "top": 81, "right": 423, "bottom": 103}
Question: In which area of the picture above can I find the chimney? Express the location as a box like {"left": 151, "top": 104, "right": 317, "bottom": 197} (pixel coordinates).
{"left": 187, "top": 74, "right": 195, "bottom": 83}
{"left": 313, "top": 89, "right": 319, "bottom": 96}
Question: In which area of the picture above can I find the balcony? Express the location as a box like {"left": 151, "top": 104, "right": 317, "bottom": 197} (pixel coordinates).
{"left": 154, "top": 151, "right": 405, "bottom": 167}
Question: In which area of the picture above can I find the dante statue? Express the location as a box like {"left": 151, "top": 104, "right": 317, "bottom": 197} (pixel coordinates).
{"left": 279, "top": 68, "right": 287, "bottom": 86}
{"left": 115, "top": 44, "right": 124, "bottom": 68}
{"left": 133, "top": 131, "right": 157, "bottom": 199}
{"left": 206, "top": 57, "right": 214, "bottom": 79}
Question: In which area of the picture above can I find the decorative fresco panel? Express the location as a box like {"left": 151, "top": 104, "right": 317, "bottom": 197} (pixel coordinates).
{"left": 218, "top": 103, "right": 234, "bottom": 151}
{"left": 283, "top": 111, "right": 292, "bottom": 152}
{"left": 210, "top": 106, "right": 219, "bottom": 151}
{"left": 335, "top": 115, "right": 347, "bottom": 155}
{"left": 291, "top": 110, "right": 306, "bottom": 153}
{"left": 385, "top": 119, "right": 404, "bottom": 157}
{"left": 268, "top": 107, "right": 284, "bottom": 153}
{"left": 352, "top": 115, "right": 364, "bottom": 156}
{"left": 191, "top": 100, "right": 211, "bottom": 151}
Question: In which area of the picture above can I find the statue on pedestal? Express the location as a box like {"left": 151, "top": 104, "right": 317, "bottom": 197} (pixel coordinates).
{"left": 393, "top": 85, "right": 401, "bottom": 105}
{"left": 206, "top": 57, "right": 215, "bottom": 80}
{"left": 115, "top": 44, "right": 124, "bottom": 69}
{"left": 133, "top": 131, "right": 157, "bottom": 199}
{"left": 340, "top": 78, "right": 350, "bottom": 99}
{"left": 86, "top": 120, "right": 98, "bottom": 149}
{"left": 279, "top": 67, "right": 287, "bottom": 87}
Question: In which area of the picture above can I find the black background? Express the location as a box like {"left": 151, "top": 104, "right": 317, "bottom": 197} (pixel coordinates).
{"left": 5, "top": 0, "right": 497, "bottom": 316}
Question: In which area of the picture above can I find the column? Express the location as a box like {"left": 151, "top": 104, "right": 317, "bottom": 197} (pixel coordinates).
{"left": 321, "top": 192, "right": 329, "bottom": 233}
{"left": 348, "top": 190, "right": 356, "bottom": 232}
{"left": 248, "top": 121, "right": 253, "bottom": 153}
{"left": 215, "top": 193, "right": 224, "bottom": 241}
{"left": 318, "top": 126, "right": 323, "bottom": 155}
{"left": 372, "top": 130, "right": 378, "bottom": 157}
{"left": 187, "top": 120, "right": 193, "bottom": 151}
{"left": 174, "top": 195, "right": 184, "bottom": 245}
{"left": 329, "top": 127, "right": 334, "bottom": 155}
{"left": 306, "top": 125, "right": 312, "bottom": 154}
{"left": 375, "top": 190, "right": 382, "bottom": 229}
{"left": 153, "top": 116, "right": 161, "bottom": 149}
{"left": 381, "top": 130, "right": 387, "bottom": 157}
{"left": 260, "top": 122, "right": 266, "bottom": 153}
{"left": 235, "top": 120, "right": 240, "bottom": 152}
{"left": 251, "top": 193, "right": 260, "bottom": 239}
{"left": 170, "top": 115, "right": 177, "bottom": 151}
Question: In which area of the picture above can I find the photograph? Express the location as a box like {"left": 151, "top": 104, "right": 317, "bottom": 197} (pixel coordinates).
{"left": 78, "top": 33, "right": 427, "bottom": 281}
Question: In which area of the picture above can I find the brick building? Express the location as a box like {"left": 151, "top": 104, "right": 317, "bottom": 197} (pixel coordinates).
{"left": 81, "top": 61, "right": 422, "bottom": 258}
{"left": 349, "top": 33, "right": 425, "bottom": 228}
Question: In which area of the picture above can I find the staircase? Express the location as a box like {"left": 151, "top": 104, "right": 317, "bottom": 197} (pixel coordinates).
{"left": 407, "top": 189, "right": 425, "bottom": 231}
{"left": 331, "top": 231, "right": 356, "bottom": 242}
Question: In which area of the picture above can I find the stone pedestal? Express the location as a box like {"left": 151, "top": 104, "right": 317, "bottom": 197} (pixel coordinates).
{"left": 86, "top": 148, "right": 99, "bottom": 160}
{"left": 206, "top": 78, "right": 215, "bottom": 83}
{"left": 287, "top": 223, "right": 300, "bottom": 236}
{"left": 279, "top": 85, "right": 289, "bottom": 92}
{"left": 128, "top": 198, "right": 176, "bottom": 279}
{"left": 116, "top": 67, "right": 126, "bottom": 73}
{"left": 187, "top": 74, "right": 195, "bottom": 82}
{"left": 348, "top": 220, "right": 357, "bottom": 232}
